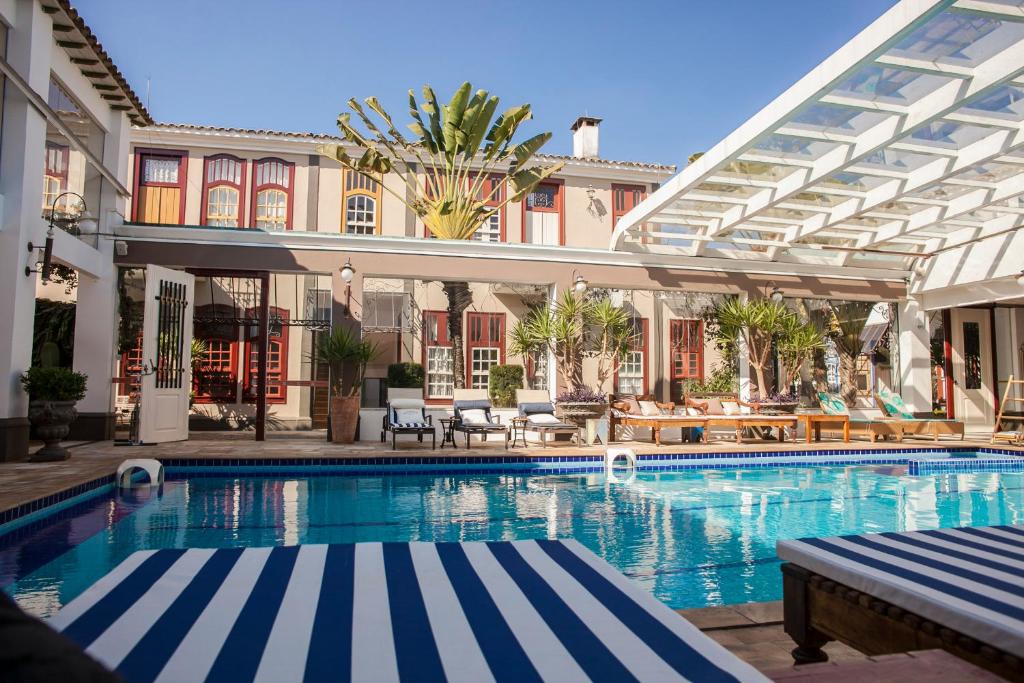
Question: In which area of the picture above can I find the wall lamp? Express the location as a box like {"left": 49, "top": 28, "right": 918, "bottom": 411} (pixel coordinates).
{"left": 340, "top": 259, "right": 355, "bottom": 283}
{"left": 766, "top": 281, "right": 784, "bottom": 303}
{"left": 27, "top": 192, "right": 95, "bottom": 282}
{"left": 572, "top": 270, "right": 588, "bottom": 294}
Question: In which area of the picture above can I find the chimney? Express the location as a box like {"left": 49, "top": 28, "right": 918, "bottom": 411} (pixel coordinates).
{"left": 571, "top": 116, "right": 602, "bottom": 159}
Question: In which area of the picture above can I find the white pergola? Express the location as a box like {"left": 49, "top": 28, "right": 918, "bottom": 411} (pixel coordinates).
{"left": 611, "top": 0, "right": 1024, "bottom": 276}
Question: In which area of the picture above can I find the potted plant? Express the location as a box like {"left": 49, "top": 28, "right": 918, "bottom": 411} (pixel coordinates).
{"left": 318, "top": 326, "right": 379, "bottom": 443}
{"left": 554, "top": 386, "right": 608, "bottom": 427}
{"left": 20, "top": 366, "right": 87, "bottom": 462}
{"left": 508, "top": 290, "right": 631, "bottom": 427}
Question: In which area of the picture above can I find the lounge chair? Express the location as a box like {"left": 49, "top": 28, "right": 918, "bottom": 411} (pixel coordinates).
{"left": 684, "top": 394, "right": 800, "bottom": 444}
{"left": 50, "top": 541, "right": 769, "bottom": 682}
{"left": 452, "top": 389, "right": 508, "bottom": 449}
{"left": 874, "top": 387, "right": 964, "bottom": 441}
{"left": 778, "top": 524, "right": 1024, "bottom": 680}
{"left": 992, "top": 376, "right": 1024, "bottom": 445}
{"left": 514, "top": 389, "right": 581, "bottom": 448}
{"left": 381, "top": 388, "right": 435, "bottom": 449}
{"left": 608, "top": 393, "right": 708, "bottom": 446}
{"left": 817, "top": 392, "right": 902, "bottom": 442}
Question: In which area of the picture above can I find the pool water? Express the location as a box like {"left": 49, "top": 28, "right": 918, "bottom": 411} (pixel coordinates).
{"left": 4, "top": 464, "right": 1024, "bottom": 616}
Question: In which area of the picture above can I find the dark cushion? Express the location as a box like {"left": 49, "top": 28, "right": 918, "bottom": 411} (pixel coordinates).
{"left": 0, "top": 590, "right": 121, "bottom": 682}
{"left": 453, "top": 399, "right": 492, "bottom": 412}
{"left": 518, "top": 402, "right": 555, "bottom": 417}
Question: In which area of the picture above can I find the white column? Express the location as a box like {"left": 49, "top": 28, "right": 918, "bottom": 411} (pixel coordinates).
{"left": 897, "top": 297, "right": 932, "bottom": 413}
{"left": 994, "top": 307, "right": 1015, "bottom": 405}
{"left": 547, "top": 282, "right": 558, "bottom": 402}
{"left": 0, "top": 0, "right": 53, "bottom": 459}
{"left": 736, "top": 293, "right": 752, "bottom": 402}
{"left": 70, "top": 90, "right": 131, "bottom": 436}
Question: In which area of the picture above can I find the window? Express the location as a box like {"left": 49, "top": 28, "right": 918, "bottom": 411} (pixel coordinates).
{"left": 423, "top": 311, "right": 453, "bottom": 399}
{"left": 42, "top": 142, "right": 69, "bottom": 212}
{"left": 202, "top": 155, "right": 245, "bottom": 227}
{"left": 616, "top": 319, "right": 648, "bottom": 395}
{"left": 963, "top": 321, "right": 981, "bottom": 390}
{"left": 670, "top": 319, "right": 703, "bottom": 401}
{"left": 472, "top": 174, "right": 504, "bottom": 242}
{"left": 251, "top": 158, "right": 294, "bottom": 230}
{"left": 193, "top": 307, "right": 239, "bottom": 403}
{"left": 523, "top": 181, "right": 562, "bottom": 245}
{"left": 133, "top": 149, "right": 187, "bottom": 224}
{"left": 611, "top": 184, "right": 646, "bottom": 228}
{"left": 467, "top": 312, "right": 505, "bottom": 389}
{"left": 342, "top": 169, "right": 381, "bottom": 234}
{"left": 244, "top": 308, "right": 290, "bottom": 404}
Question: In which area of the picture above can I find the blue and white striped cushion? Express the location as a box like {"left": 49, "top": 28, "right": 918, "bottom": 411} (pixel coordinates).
{"left": 778, "top": 524, "right": 1024, "bottom": 657}
{"left": 392, "top": 422, "right": 431, "bottom": 429}
{"left": 49, "top": 540, "right": 766, "bottom": 682}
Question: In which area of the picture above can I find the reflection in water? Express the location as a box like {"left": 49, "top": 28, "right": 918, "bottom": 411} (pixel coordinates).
{"left": 4, "top": 467, "right": 1024, "bottom": 617}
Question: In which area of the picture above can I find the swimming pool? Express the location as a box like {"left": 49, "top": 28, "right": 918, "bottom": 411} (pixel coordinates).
{"left": 4, "top": 458, "right": 1023, "bottom": 617}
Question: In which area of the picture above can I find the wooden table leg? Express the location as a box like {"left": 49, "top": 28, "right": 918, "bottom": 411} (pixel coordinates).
{"left": 805, "top": 417, "right": 812, "bottom": 444}
{"left": 843, "top": 419, "right": 850, "bottom": 443}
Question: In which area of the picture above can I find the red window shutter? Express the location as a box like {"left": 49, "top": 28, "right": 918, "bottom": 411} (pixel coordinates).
{"left": 611, "top": 184, "right": 646, "bottom": 228}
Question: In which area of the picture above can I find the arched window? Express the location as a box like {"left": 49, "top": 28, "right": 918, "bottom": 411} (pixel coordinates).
{"left": 342, "top": 169, "right": 381, "bottom": 234}
{"left": 202, "top": 154, "right": 245, "bottom": 227}
{"left": 251, "top": 158, "right": 294, "bottom": 230}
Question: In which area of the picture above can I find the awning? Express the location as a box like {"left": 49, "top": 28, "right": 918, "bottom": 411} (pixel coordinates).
{"left": 613, "top": 0, "right": 1024, "bottom": 277}
{"left": 47, "top": 541, "right": 767, "bottom": 682}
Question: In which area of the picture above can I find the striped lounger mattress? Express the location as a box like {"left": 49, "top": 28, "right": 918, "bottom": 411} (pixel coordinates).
{"left": 48, "top": 539, "right": 767, "bottom": 682}
{"left": 777, "top": 524, "right": 1024, "bottom": 658}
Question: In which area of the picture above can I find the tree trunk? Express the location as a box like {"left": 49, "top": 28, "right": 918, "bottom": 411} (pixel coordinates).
{"left": 443, "top": 281, "right": 473, "bottom": 390}
{"left": 752, "top": 364, "right": 769, "bottom": 401}
{"left": 839, "top": 352, "right": 859, "bottom": 405}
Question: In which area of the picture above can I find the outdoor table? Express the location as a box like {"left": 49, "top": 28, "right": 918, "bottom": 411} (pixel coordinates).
{"left": 798, "top": 413, "right": 851, "bottom": 443}
{"left": 438, "top": 417, "right": 456, "bottom": 449}
{"left": 509, "top": 415, "right": 529, "bottom": 448}
{"left": 47, "top": 541, "right": 767, "bottom": 682}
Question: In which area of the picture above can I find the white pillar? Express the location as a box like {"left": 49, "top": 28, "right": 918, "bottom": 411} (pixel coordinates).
{"left": 0, "top": 0, "right": 53, "bottom": 460}
{"left": 736, "top": 293, "right": 752, "bottom": 402}
{"left": 897, "top": 297, "right": 932, "bottom": 413}
{"left": 994, "top": 307, "right": 1015, "bottom": 405}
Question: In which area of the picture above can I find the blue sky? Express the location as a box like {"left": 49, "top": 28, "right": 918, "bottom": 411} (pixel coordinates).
{"left": 78, "top": 0, "right": 897, "bottom": 166}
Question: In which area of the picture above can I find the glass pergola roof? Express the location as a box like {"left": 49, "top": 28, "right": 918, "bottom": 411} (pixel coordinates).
{"left": 611, "top": 0, "right": 1024, "bottom": 272}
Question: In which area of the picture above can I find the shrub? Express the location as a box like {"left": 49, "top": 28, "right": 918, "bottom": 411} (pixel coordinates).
{"left": 387, "top": 362, "right": 425, "bottom": 389}
{"left": 20, "top": 366, "right": 87, "bottom": 402}
{"left": 488, "top": 364, "right": 524, "bottom": 407}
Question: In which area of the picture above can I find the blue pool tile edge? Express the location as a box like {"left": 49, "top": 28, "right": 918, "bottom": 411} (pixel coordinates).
{"left": 1, "top": 446, "right": 1019, "bottom": 537}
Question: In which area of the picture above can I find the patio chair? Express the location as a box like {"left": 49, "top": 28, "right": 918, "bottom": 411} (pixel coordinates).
{"left": 381, "top": 388, "right": 435, "bottom": 449}
{"left": 874, "top": 386, "right": 964, "bottom": 441}
{"left": 992, "top": 376, "right": 1024, "bottom": 445}
{"left": 451, "top": 389, "right": 508, "bottom": 449}
{"left": 514, "top": 389, "right": 580, "bottom": 448}
{"left": 816, "top": 392, "right": 902, "bottom": 442}
{"left": 778, "top": 524, "right": 1024, "bottom": 680}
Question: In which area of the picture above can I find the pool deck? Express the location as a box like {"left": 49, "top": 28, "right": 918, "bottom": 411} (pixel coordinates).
{"left": 0, "top": 429, "right": 1014, "bottom": 517}
{"left": 2, "top": 431, "right": 1016, "bottom": 679}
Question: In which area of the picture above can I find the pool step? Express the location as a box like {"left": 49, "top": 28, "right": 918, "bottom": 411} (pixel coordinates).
{"left": 908, "top": 457, "right": 1023, "bottom": 476}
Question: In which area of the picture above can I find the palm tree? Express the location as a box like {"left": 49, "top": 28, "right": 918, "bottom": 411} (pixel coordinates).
{"left": 830, "top": 301, "right": 875, "bottom": 404}
{"left": 318, "top": 82, "right": 563, "bottom": 391}
{"left": 713, "top": 297, "right": 791, "bottom": 399}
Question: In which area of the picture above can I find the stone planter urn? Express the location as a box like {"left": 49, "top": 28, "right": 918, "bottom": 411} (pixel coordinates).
{"left": 556, "top": 401, "right": 608, "bottom": 429}
{"left": 330, "top": 395, "right": 361, "bottom": 444}
{"left": 28, "top": 399, "right": 78, "bottom": 462}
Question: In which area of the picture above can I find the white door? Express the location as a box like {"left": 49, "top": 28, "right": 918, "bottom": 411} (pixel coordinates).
{"left": 951, "top": 308, "right": 994, "bottom": 426}
{"left": 139, "top": 264, "right": 194, "bottom": 443}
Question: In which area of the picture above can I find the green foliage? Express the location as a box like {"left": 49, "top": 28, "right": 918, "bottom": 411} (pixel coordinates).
{"left": 680, "top": 364, "right": 738, "bottom": 398}
{"left": 317, "top": 326, "right": 380, "bottom": 397}
{"left": 712, "top": 296, "right": 822, "bottom": 395}
{"left": 318, "top": 81, "right": 564, "bottom": 241}
{"left": 509, "top": 292, "right": 632, "bottom": 394}
{"left": 387, "top": 362, "right": 425, "bottom": 388}
{"left": 20, "top": 366, "right": 87, "bottom": 402}
{"left": 33, "top": 299, "right": 75, "bottom": 367}
{"left": 488, "top": 364, "right": 524, "bottom": 407}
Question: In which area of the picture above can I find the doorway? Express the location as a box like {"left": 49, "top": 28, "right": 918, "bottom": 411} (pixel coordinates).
{"left": 951, "top": 308, "right": 994, "bottom": 425}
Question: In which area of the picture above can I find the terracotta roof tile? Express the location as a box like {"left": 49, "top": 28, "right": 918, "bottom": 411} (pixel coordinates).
{"left": 141, "top": 122, "right": 676, "bottom": 172}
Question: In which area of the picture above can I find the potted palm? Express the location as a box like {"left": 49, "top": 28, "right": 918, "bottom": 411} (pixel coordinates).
{"left": 318, "top": 326, "right": 379, "bottom": 443}
{"left": 21, "top": 366, "right": 87, "bottom": 462}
